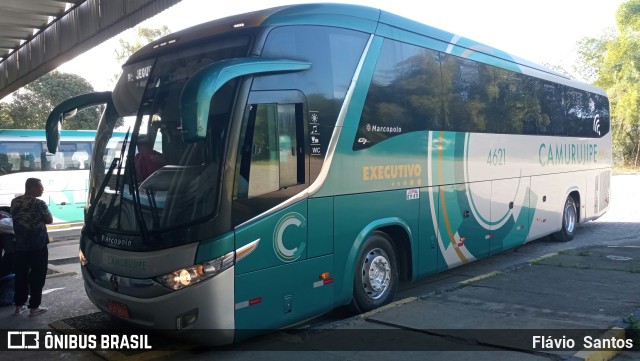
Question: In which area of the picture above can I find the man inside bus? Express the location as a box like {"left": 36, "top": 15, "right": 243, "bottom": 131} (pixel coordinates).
{"left": 0, "top": 154, "right": 12, "bottom": 174}
{"left": 134, "top": 136, "right": 167, "bottom": 181}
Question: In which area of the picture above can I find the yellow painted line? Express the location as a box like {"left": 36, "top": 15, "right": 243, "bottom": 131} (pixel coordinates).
{"left": 47, "top": 222, "right": 84, "bottom": 230}
{"left": 529, "top": 252, "right": 559, "bottom": 264}
{"left": 360, "top": 297, "right": 418, "bottom": 319}
{"left": 50, "top": 320, "right": 76, "bottom": 331}
{"left": 572, "top": 327, "right": 626, "bottom": 361}
{"left": 460, "top": 271, "right": 502, "bottom": 285}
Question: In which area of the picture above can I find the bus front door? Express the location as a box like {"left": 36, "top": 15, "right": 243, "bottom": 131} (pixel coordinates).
{"left": 231, "top": 92, "right": 334, "bottom": 339}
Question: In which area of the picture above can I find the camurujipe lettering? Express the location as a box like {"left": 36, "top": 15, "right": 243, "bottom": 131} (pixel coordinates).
{"left": 363, "top": 164, "right": 422, "bottom": 181}
{"left": 108, "top": 256, "right": 147, "bottom": 271}
{"left": 539, "top": 143, "right": 598, "bottom": 167}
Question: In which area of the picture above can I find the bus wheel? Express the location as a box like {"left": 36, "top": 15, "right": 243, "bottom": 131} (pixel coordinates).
{"left": 552, "top": 196, "right": 577, "bottom": 242}
{"left": 349, "top": 231, "right": 398, "bottom": 313}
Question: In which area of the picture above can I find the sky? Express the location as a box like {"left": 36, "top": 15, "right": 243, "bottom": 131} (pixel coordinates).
{"left": 58, "top": 0, "right": 625, "bottom": 91}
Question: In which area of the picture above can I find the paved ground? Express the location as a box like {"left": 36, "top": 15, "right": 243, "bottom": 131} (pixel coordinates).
{"left": 0, "top": 174, "right": 639, "bottom": 361}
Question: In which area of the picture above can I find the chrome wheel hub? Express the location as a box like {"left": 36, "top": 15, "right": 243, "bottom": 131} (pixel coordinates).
{"left": 565, "top": 202, "right": 576, "bottom": 233}
{"left": 361, "top": 248, "right": 391, "bottom": 300}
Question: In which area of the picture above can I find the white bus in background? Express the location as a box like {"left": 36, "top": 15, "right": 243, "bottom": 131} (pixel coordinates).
{"left": 0, "top": 129, "right": 123, "bottom": 224}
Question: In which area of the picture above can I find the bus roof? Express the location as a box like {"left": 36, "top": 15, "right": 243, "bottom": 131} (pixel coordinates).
{"left": 129, "top": 3, "right": 603, "bottom": 95}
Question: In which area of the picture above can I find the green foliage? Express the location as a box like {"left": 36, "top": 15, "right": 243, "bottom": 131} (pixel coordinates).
{"left": 115, "top": 26, "right": 171, "bottom": 63}
{"left": 575, "top": 0, "right": 640, "bottom": 167}
{"left": 1, "top": 71, "right": 100, "bottom": 130}
{"left": 0, "top": 103, "right": 14, "bottom": 128}
{"left": 617, "top": 0, "right": 640, "bottom": 31}
{"left": 111, "top": 26, "right": 171, "bottom": 85}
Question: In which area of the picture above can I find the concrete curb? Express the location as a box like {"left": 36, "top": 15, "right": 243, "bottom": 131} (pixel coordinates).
{"left": 359, "top": 296, "right": 418, "bottom": 319}
{"left": 47, "top": 222, "right": 83, "bottom": 231}
{"left": 528, "top": 252, "right": 559, "bottom": 264}
{"left": 459, "top": 270, "right": 503, "bottom": 285}
{"left": 47, "top": 263, "right": 77, "bottom": 279}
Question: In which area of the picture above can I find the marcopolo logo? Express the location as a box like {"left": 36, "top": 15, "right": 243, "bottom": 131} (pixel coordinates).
{"left": 273, "top": 213, "right": 307, "bottom": 262}
{"left": 365, "top": 124, "right": 402, "bottom": 133}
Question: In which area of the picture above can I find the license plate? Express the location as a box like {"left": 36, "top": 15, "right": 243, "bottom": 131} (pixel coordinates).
{"left": 107, "top": 300, "right": 130, "bottom": 319}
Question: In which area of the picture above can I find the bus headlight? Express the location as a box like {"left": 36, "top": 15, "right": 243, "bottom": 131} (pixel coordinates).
{"left": 156, "top": 251, "right": 234, "bottom": 291}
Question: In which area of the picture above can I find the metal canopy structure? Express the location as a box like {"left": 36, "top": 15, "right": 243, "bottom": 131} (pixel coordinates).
{"left": 0, "top": 1, "right": 78, "bottom": 59}
{"left": 0, "top": 0, "right": 182, "bottom": 100}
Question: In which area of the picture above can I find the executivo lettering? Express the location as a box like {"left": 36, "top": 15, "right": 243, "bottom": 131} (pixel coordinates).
{"left": 363, "top": 163, "right": 422, "bottom": 181}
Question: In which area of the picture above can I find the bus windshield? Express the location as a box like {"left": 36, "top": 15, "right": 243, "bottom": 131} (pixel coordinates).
{"left": 90, "top": 35, "right": 251, "bottom": 235}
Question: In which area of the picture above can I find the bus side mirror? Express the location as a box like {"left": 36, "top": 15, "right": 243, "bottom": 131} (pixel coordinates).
{"left": 46, "top": 91, "right": 112, "bottom": 153}
{"left": 63, "top": 108, "right": 78, "bottom": 119}
{"left": 180, "top": 58, "right": 311, "bottom": 142}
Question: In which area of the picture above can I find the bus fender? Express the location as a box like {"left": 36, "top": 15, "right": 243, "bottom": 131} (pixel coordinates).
{"left": 338, "top": 217, "right": 414, "bottom": 305}
{"left": 563, "top": 186, "right": 582, "bottom": 220}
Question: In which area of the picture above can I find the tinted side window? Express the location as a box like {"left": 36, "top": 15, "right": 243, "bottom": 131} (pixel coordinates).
{"left": 490, "top": 69, "right": 550, "bottom": 135}
{"left": 565, "top": 89, "right": 610, "bottom": 137}
{"left": 257, "top": 26, "right": 368, "bottom": 173}
{"left": 536, "top": 81, "right": 565, "bottom": 136}
{"left": 441, "top": 55, "right": 494, "bottom": 133}
{"left": 354, "top": 39, "right": 442, "bottom": 150}
{"left": 442, "top": 55, "right": 610, "bottom": 138}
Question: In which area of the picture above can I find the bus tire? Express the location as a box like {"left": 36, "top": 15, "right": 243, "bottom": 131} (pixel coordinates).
{"left": 552, "top": 196, "right": 577, "bottom": 242}
{"left": 348, "top": 231, "right": 398, "bottom": 314}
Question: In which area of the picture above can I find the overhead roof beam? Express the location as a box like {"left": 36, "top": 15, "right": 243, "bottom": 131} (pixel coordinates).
{"left": 2, "top": 3, "right": 67, "bottom": 17}
{"left": 0, "top": 27, "right": 35, "bottom": 38}
{"left": 0, "top": 13, "right": 51, "bottom": 27}
{"left": 0, "top": 0, "right": 182, "bottom": 100}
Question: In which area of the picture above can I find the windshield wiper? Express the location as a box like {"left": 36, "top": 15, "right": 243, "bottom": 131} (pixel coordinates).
{"left": 126, "top": 136, "right": 150, "bottom": 242}
{"left": 86, "top": 157, "right": 119, "bottom": 228}
{"left": 143, "top": 188, "right": 160, "bottom": 229}
{"left": 85, "top": 129, "right": 130, "bottom": 232}
{"left": 114, "top": 128, "right": 131, "bottom": 195}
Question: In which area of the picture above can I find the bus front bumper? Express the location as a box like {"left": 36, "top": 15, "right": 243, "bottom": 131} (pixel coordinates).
{"left": 81, "top": 265, "right": 236, "bottom": 346}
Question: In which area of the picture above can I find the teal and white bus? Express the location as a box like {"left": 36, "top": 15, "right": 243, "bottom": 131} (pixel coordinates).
{"left": 45, "top": 4, "right": 611, "bottom": 345}
{"left": 0, "top": 129, "right": 97, "bottom": 224}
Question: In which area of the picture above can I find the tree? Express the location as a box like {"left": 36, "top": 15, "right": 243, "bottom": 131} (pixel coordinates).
{"left": 2, "top": 71, "right": 100, "bottom": 130}
{"left": 112, "top": 26, "right": 171, "bottom": 84}
{"left": 115, "top": 26, "right": 171, "bottom": 64}
{"left": 575, "top": 0, "right": 640, "bottom": 167}
{"left": 0, "top": 103, "right": 14, "bottom": 128}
